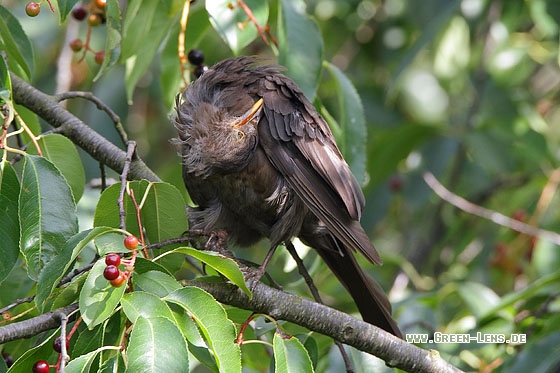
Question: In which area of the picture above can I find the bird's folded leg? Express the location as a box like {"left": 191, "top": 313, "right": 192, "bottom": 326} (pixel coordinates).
{"left": 243, "top": 244, "right": 279, "bottom": 290}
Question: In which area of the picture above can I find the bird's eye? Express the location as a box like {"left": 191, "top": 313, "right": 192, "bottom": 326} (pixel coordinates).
{"left": 234, "top": 129, "right": 245, "bottom": 142}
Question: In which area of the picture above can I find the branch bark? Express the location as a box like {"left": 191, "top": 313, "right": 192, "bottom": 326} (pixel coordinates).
{"left": 191, "top": 279, "right": 461, "bottom": 373}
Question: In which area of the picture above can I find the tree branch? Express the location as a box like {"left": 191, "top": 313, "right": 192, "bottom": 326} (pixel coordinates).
{"left": 0, "top": 304, "right": 78, "bottom": 344}
{"left": 10, "top": 73, "right": 160, "bottom": 183}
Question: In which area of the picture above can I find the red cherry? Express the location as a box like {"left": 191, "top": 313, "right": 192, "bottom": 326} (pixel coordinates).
{"left": 53, "top": 336, "right": 70, "bottom": 353}
{"left": 94, "top": 51, "right": 105, "bottom": 65}
{"left": 69, "top": 38, "right": 83, "bottom": 52}
{"left": 95, "top": 0, "right": 107, "bottom": 9}
{"left": 105, "top": 253, "right": 121, "bottom": 266}
{"left": 124, "top": 235, "right": 139, "bottom": 250}
{"left": 110, "top": 273, "right": 127, "bottom": 287}
{"left": 25, "top": 2, "right": 41, "bottom": 17}
{"left": 32, "top": 360, "right": 50, "bottom": 373}
{"left": 389, "top": 175, "right": 402, "bottom": 192}
{"left": 103, "top": 265, "right": 120, "bottom": 281}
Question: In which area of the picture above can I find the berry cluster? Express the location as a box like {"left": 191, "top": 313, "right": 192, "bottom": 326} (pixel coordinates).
{"left": 67, "top": 1, "right": 108, "bottom": 64}
{"left": 102, "top": 236, "right": 139, "bottom": 287}
{"left": 188, "top": 49, "right": 208, "bottom": 78}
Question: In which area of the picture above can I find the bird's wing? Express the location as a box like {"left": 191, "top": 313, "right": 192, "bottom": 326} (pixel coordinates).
{"left": 258, "top": 73, "right": 381, "bottom": 265}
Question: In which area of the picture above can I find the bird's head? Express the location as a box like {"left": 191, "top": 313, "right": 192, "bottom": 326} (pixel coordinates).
{"left": 174, "top": 97, "right": 264, "bottom": 177}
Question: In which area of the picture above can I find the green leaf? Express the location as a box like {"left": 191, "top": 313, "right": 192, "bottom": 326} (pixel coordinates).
{"left": 126, "top": 317, "right": 189, "bottom": 373}
{"left": 0, "top": 162, "right": 20, "bottom": 284}
{"left": 93, "top": 181, "right": 188, "bottom": 244}
{"left": 36, "top": 227, "right": 122, "bottom": 312}
{"left": 121, "top": 0, "right": 182, "bottom": 103}
{"left": 79, "top": 259, "right": 126, "bottom": 328}
{"left": 93, "top": 0, "right": 122, "bottom": 81}
{"left": 457, "top": 282, "right": 500, "bottom": 319}
{"left": 65, "top": 346, "right": 122, "bottom": 373}
{"left": 0, "top": 47, "right": 11, "bottom": 95}
{"left": 273, "top": 332, "right": 314, "bottom": 373}
{"left": 278, "top": 0, "right": 323, "bottom": 101}
{"left": 367, "top": 124, "right": 437, "bottom": 185}
{"left": 165, "top": 287, "right": 241, "bottom": 373}
{"left": 7, "top": 330, "right": 58, "bottom": 373}
{"left": 207, "top": 0, "right": 269, "bottom": 55}
{"left": 19, "top": 155, "right": 78, "bottom": 281}
{"left": 121, "top": 291, "right": 176, "bottom": 323}
{"left": 133, "top": 270, "right": 181, "bottom": 298}
{"left": 322, "top": 62, "right": 367, "bottom": 184}
{"left": 58, "top": 0, "right": 81, "bottom": 23}
{"left": 95, "top": 232, "right": 133, "bottom": 256}
{"left": 27, "top": 134, "right": 86, "bottom": 202}
{"left": 173, "top": 247, "right": 251, "bottom": 297}
{"left": 0, "top": 5, "right": 34, "bottom": 80}
{"left": 386, "top": 0, "right": 460, "bottom": 102}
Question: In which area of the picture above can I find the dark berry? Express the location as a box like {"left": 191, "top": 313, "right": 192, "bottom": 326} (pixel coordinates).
{"left": 88, "top": 13, "right": 102, "bottom": 27}
{"left": 71, "top": 6, "right": 88, "bottom": 21}
{"left": 32, "top": 360, "right": 50, "bottom": 373}
{"left": 2, "top": 352, "right": 13, "bottom": 367}
{"left": 124, "top": 235, "right": 139, "bottom": 250}
{"left": 389, "top": 175, "right": 402, "bottom": 192}
{"left": 110, "top": 273, "right": 126, "bottom": 287}
{"left": 187, "top": 49, "right": 205, "bottom": 66}
{"left": 53, "top": 336, "right": 70, "bottom": 354}
{"left": 193, "top": 65, "right": 208, "bottom": 78}
{"left": 25, "top": 2, "right": 41, "bottom": 17}
{"left": 69, "top": 38, "right": 83, "bottom": 52}
{"left": 94, "top": 51, "right": 105, "bottom": 65}
{"left": 105, "top": 253, "right": 121, "bottom": 266}
{"left": 103, "top": 265, "right": 120, "bottom": 281}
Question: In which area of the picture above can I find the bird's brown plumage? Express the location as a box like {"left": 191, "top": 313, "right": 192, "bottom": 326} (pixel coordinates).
{"left": 173, "top": 56, "right": 402, "bottom": 337}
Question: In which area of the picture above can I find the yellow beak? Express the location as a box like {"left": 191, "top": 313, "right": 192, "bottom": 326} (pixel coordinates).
{"left": 233, "top": 98, "right": 264, "bottom": 128}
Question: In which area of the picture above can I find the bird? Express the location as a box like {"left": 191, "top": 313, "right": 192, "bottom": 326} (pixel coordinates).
{"left": 173, "top": 56, "right": 402, "bottom": 338}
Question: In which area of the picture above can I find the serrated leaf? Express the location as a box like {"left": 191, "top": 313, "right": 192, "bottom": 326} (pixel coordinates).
{"left": 122, "top": 291, "right": 176, "bottom": 324}
{"left": 7, "top": 330, "right": 58, "bottom": 373}
{"left": 172, "top": 247, "right": 250, "bottom": 297}
{"left": 165, "top": 287, "right": 241, "bottom": 373}
{"left": 207, "top": 0, "right": 268, "bottom": 55}
{"left": 126, "top": 317, "right": 189, "bottom": 373}
{"left": 65, "top": 346, "right": 121, "bottom": 373}
{"left": 28, "top": 134, "right": 86, "bottom": 202}
{"left": 93, "top": 181, "right": 188, "bottom": 244}
{"left": 133, "top": 270, "right": 181, "bottom": 297}
{"left": 79, "top": 260, "right": 126, "bottom": 328}
{"left": 0, "top": 5, "right": 34, "bottom": 80}
{"left": 322, "top": 62, "right": 367, "bottom": 184}
{"left": 19, "top": 155, "right": 78, "bottom": 281}
{"left": 278, "top": 0, "right": 323, "bottom": 101}
{"left": 0, "top": 162, "right": 20, "bottom": 284}
{"left": 273, "top": 332, "right": 314, "bottom": 373}
{"left": 36, "top": 227, "right": 122, "bottom": 311}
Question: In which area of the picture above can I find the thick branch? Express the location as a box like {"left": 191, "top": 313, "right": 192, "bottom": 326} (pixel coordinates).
{"left": 190, "top": 279, "right": 461, "bottom": 373}
{"left": 0, "top": 303, "right": 78, "bottom": 344}
{"left": 10, "top": 73, "right": 160, "bottom": 182}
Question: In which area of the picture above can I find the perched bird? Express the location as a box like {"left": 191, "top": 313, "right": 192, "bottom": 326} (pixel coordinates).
{"left": 173, "top": 56, "right": 402, "bottom": 337}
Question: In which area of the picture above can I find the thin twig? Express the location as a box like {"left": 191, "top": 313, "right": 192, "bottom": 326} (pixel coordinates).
{"left": 423, "top": 172, "right": 560, "bottom": 245}
{"left": 54, "top": 91, "right": 128, "bottom": 147}
{"left": 118, "top": 141, "right": 137, "bottom": 231}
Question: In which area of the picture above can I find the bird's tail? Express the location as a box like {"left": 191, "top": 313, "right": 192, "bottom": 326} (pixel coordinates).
{"left": 306, "top": 237, "right": 403, "bottom": 338}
